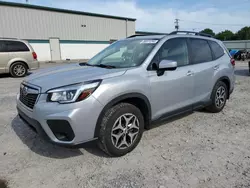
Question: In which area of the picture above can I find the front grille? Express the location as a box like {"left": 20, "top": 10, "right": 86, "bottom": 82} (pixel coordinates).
{"left": 19, "top": 84, "right": 39, "bottom": 109}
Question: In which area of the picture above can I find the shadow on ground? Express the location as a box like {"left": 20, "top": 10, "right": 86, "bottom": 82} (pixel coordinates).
{"left": 11, "top": 116, "right": 83, "bottom": 159}
{"left": 0, "top": 73, "right": 11, "bottom": 79}
{"left": 0, "top": 72, "right": 32, "bottom": 79}
{"left": 149, "top": 111, "right": 193, "bottom": 130}
{"left": 234, "top": 69, "right": 249, "bottom": 77}
{"left": 79, "top": 141, "right": 111, "bottom": 158}
{"left": 11, "top": 115, "right": 110, "bottom": 158}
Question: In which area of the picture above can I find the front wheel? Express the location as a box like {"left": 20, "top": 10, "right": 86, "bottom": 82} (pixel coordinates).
{"left": 98, "top": 103, "right": 144, "bottom": 157}
{"left": 206, "top": 81, "right": 228, "bottom": 113}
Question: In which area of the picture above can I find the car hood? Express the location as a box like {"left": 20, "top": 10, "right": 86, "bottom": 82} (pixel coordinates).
{"left": 24, "top": 63, "right": 127, "bottom": 93}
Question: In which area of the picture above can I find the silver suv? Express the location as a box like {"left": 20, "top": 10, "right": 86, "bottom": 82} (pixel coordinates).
{"left": 16, "top": 31, "right": 235, "bottom": 156}
{"left": 0, "top": 38, "right": 39, "bottom": 77}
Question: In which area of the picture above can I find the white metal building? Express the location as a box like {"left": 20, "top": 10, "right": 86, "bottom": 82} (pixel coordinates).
{"left": 223, "top": 40, "right": 250, "bottom": 50}
{"left": 0, "top": 1, "right": 136, "bottom": 61}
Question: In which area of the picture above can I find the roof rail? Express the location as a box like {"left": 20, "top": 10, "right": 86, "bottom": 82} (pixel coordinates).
{"left": 169, "top": 31, "right": 213, "bottom": 38}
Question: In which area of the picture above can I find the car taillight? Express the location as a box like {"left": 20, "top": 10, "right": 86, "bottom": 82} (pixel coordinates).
{"left": 230, "top": 58, "right": 235, "bottom": 66}
{"left": 32, "top": 52, "right": 37, "bottom": 60}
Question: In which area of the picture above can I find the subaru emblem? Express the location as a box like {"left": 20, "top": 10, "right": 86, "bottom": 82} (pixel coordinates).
{"left": 22, "top": 86, "right": 28, "bottom": 96}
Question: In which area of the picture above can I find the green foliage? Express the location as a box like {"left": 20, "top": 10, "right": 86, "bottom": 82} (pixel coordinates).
{"left": 200, "top": 28, "right": 215, "bottom": 36}
{"left": 215, "top": 30, "right": 235, "bottom": 40}
{"left": 235, "top": 26, "right": 250, "bottom": 40}
{"left": 199, "top": 27, "right": 250, "bottom": 40}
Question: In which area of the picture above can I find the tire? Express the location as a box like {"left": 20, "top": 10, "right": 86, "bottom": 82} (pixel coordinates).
{"left": 10, "top": 62, "right": 28, "bottom": 77}
{"left": 206, "top": 81, "right": 228, "bottom": 113}
{"left": 98, "top": 103, "right": 144, "bottom": 157}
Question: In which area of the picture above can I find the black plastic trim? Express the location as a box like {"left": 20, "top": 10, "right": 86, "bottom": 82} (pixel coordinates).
{"left": 94, "top": 93, "right": 151, "bottom": 137}
{"left": 169, "top": 31, "right": 213, "bottom": 38}
{"left": 47, "top": 120, "right": 75, "bottom": 141}
{"left": 151, "top": 100, "right": 211, "bottom": 125}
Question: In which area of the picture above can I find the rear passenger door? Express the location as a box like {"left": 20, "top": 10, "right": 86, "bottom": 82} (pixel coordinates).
{"left": 188, "top": 38, "right": 216, "bottom": 104}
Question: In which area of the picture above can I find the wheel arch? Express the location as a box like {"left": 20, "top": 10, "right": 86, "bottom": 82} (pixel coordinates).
{"left": 214, "top": 76, "right": 231, "bottom": 99}
{"left": 94, "top": 93, "right": 152, "bottom": 138}
{"left": 7, "top": 59, "right": 29, "bottom": 72}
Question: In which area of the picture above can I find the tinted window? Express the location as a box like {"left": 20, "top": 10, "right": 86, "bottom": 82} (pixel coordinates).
{"left": 152, "top": 38, "right": 189, "bottom": 67}
{"left": 6, "top": 41, "right": 29, "bottom": 52}
{"left": 208, "top": 40, "right": 224, "bottom": 59}
{"left": 189, "top": 39, "right": 213, "bottom": 64}
{"left": 0, "top": 41, "right": 7, "bottom": 52}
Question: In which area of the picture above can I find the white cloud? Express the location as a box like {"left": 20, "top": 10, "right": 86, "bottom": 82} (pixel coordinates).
{"left": 10, "top": 0, "right": 250, "bottom": 33}
{"left": 48, "top": 0, "right": 250, "bottom": 33}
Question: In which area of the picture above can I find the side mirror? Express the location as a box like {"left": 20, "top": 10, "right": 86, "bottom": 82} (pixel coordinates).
{"left": 157, "top": 60, "right": 177, "bottom": 76}
{"left": 158, "top": 60, "right": 177, "bottom": 71}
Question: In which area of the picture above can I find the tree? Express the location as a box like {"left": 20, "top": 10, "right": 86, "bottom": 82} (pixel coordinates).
{"left": 215, "top": 30, "right": 234, "bottom": 40}
{"left": 234, "top": 26, "right": 250, "bottom": 40}
{"left": 200, "top": 28, "right": 215, "bottom": 36}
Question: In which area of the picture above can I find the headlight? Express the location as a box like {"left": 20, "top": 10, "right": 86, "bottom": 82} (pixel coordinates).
{"left": 47, "top": 80, "right": 101, "bottom": 104}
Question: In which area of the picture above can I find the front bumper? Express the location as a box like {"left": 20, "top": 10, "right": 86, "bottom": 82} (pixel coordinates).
{"left": 16, "top": 92, "right": 104, "bottom": 145}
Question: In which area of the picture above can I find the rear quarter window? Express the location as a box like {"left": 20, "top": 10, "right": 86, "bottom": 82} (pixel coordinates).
{"left": 6, "top": 41, "right": 30, "bottom": 52}
{"left": 208, "top": 40, "right": 225, "bottom": 59}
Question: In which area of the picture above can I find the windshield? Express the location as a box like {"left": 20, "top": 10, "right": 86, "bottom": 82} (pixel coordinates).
{"left": 87, "top": 39, "right": 159, "bottom": 68}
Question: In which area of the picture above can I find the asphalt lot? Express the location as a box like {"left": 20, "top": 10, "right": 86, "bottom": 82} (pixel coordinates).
{"left": 0, "top": 62, "right": 250, "bottom": 188}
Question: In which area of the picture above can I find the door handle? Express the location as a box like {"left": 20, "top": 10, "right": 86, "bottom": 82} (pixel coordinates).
{"left": 214, "top": 65, "right": 219, "bottom": 70}
{"left": 187, "top": 71, "right": 194, "bottom": 76}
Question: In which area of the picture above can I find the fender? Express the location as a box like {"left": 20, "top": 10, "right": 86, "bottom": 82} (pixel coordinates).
{"left": 213, "top": 76, "right": 231, "bottom": 99}
{"left": 6, "top": 58, "right": 29, "bottom": 72}
{"left": 94, "top": 93, "right": 151, "bottom": 137}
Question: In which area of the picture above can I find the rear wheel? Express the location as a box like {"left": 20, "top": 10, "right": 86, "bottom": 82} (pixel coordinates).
{"left": 10, "top": 62, "right": 28, "bottom": 77}
{"left": 206, "top": 81, "right": 228, "bottom": 113}
{"left": 98, "top": 103, "right": 144, "bottom": 157}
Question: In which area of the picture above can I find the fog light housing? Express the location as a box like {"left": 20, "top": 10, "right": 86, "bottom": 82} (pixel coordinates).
{"left": 47, "top": 120, "right": 75, "bottom": 141}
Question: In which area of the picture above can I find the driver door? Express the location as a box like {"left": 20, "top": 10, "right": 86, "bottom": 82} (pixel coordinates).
{"left": 148, "top": 38, "right": 195, "bottom": 120}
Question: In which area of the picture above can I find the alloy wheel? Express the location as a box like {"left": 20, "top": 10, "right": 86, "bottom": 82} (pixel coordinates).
{"left": 111, "top": 113, "right": 140, "bottom": 149}
{"left": 13, "top": 64, "right": 26, "bottom": 76}
{"left": 215, "top": 86, "right": 226, "bottom": 108}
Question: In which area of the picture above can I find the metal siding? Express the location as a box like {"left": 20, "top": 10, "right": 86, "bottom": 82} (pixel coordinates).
{"left": 0, "top": 5, "right": 135, "bottom": 41}
{"left": 224, "top": 40, "right": 250, "bottom": 50}
{"left": 127, "top": 21, "right": 136, "bottom": 37}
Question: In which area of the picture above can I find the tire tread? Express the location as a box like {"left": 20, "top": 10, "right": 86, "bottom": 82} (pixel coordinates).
{"left": 98, "top": 103, "right": 143, "bottom": 156}
{"left": 206, "top": 81, "right": 228, "bottom": 113}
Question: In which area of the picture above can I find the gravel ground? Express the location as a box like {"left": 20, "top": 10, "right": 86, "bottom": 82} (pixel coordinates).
{"left": 0, "top": 62, "right": 250, "bottom": 188}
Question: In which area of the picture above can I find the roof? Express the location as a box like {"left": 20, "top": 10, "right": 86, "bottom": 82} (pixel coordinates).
{"left": 136, "top": 31, "right": 168, "bottom": 35}
{"left": 0, "top": 1, "right": 136, "bottom": 21}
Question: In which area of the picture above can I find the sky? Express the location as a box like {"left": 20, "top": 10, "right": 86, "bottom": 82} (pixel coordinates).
{"left": 4, "top": 0, "right": 250, "bottom": 33}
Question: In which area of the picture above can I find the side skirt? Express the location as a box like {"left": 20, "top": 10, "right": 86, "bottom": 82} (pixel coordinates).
{"left": 150, "top": 100, "right": 212, "bottom": 127}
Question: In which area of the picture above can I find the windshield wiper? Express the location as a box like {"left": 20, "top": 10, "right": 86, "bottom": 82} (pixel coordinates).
{"left": 95, "top": 64, "right": 116, "bottom": 69}
{"left": 79, "top": 62, "right": 116, "bottom": 69}
{"left": 79, "top": 62, "right": 94, "bottom": 66}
